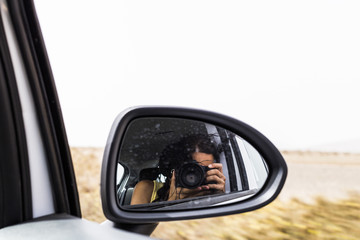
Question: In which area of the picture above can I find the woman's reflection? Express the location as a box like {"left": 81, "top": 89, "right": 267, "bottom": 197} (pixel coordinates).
{"left": 130, "top": 134, "right": 226, "bottom": 205}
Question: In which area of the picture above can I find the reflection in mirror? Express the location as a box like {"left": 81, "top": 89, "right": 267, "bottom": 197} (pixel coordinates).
{"left": 116, "top": 117, "right": 268, "bottom": 210}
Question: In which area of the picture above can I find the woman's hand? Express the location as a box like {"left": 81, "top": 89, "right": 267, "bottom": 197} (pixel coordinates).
{"left": 201, "top": 163, "right": 226, "bottom": 193}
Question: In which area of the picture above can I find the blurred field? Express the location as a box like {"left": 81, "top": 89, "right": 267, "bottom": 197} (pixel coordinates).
{"left": 71, "top": 148, "right": 360, "bottom": 239}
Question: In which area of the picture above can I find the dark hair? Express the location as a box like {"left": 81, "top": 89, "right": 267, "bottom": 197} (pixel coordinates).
{"left": 155, "top": 134, "right": 219, "bottom": 202}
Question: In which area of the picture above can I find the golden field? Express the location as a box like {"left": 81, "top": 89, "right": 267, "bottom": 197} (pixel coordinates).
{"left": 71, "top": 148, "right": 360, "bottom": 240}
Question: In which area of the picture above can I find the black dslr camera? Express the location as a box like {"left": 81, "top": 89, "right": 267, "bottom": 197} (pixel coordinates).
{"left": 175, "top": 160, "right": 210, "bottom": 189}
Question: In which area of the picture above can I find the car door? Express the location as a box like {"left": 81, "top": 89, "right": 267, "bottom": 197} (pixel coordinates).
{"left": 0, "top": 0, "right": 81, "bottom": 227}
{"left": 0, "top": 1, "right": 156, "bottom": 239}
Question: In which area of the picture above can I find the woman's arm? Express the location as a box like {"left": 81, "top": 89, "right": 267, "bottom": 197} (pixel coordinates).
{"left": 130, "top": 180, "right": 154, "bottom": 205}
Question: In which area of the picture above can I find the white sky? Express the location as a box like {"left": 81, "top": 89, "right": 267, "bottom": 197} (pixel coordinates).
{"left": 34, "top": 0, "right": 360, "bottom": 152}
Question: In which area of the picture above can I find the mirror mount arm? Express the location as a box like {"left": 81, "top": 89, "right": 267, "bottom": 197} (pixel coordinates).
{"left": 101, "top": 220, "right": 159, "bottom": 236}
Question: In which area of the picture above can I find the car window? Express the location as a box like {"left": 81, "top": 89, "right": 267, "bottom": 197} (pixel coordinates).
{"left": 237, "top": 137, "right": 268, "bottom": 189}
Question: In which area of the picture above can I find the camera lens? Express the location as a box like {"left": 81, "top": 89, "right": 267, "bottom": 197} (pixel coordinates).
{"left": 185, "top": 172, "right": 198, "bottom": 184}
{"left": 177, "top": 162, "right": 206, "bottom": 189}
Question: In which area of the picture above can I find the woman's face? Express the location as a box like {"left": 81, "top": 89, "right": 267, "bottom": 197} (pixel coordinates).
{"left": 192, "top": 152, "right": 214, "bottom": 166}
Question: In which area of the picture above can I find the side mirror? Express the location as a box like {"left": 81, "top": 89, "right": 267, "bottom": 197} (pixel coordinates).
{"left": 101, "top": 106, "right": 287, "bottom": 224}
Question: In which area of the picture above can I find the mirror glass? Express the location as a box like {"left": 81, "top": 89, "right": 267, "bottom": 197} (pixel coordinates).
{"left": 116, "top": 117, "right": 268, "bottom": 210}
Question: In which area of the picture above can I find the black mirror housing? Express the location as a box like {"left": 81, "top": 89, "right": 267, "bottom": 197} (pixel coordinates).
{"left": 101, "top": 106, "right": 287, "bottom": 224}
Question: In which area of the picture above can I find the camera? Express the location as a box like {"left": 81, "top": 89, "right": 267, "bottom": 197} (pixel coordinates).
{"left": 175, "top": 160, "right": 210, "bottom": 189}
